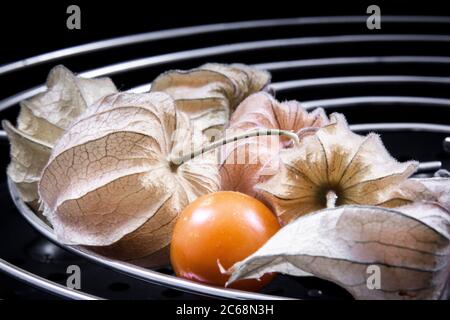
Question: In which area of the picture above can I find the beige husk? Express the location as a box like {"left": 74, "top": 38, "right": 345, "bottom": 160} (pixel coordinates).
{"left": 150, "top": 63, "right": 271, "bottom": 138}
{"left": 4, "top": 63, "right": 449, "bottom": 296}
{"left": 228, "top": 200, "right": 450, "bottom": 300}
{"left": 3, "top": 63, "right": 270, "bottom": 266}
{"left": 228, "top": 113, "right": 450, "bottom": 299}
{"left": 219, "top": 92, "right": 328, "bottom": 204}
{"left": 2, "top": 65, "right": 117, "bottom": 204}
{"left": 256, "top": 113, "right": 419, "bottom": 224}
{"left": 38, "top": 92, "right": 220, "bottom": 265}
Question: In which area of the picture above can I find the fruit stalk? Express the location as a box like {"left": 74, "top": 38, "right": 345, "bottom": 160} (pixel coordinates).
{"left": 170, "top": 129, "right": 300, "bottom": 166}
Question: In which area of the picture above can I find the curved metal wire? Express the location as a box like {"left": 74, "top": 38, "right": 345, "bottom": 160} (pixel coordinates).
{"left": 302, "top": 96, "right": 450, "bottom": 109}
{"left": 3, "top": 34, "right": 450, "bottom": 112}
{"left": 254, "top": 56, "right": 450, "bottom": 71}
{"left": 8, "top": 178, "right": 289, "bottom": 300}
{"left": 350, "top": 122, "right": 450, "bottom": 133}
{"left": 272, "top": 75, "right": 450, "bottom": 91}
{"left": 1, "top": 15, "right": 449, "bottom": 76}
{"left": 0, "top": 257, "right": 101, "bottom": 300}
{"left": 6, "top": 120, "right": 449, "bottom": 298}
{"left": 78, "top": 34, "right": 450, "bottom": 79}
{"left": 0, "top": 56, "right": 450, "bottom": 115}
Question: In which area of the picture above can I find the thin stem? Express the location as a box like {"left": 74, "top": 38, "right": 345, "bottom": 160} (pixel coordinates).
{"left": 326, "top": 190, "right": 337, "bottom": 208}
{"left": 169, "top": 129, "right": 300, "bottom": 166}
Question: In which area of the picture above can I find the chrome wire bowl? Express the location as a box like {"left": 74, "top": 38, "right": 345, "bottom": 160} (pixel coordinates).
{"left": 1, "top": 16, "right": 450, "bottom": 300}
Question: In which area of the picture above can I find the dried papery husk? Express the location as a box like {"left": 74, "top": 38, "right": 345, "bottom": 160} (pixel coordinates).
{"left": 228, "top": 203, "right": 450, "bottom": 300}
{"left": 2, "top": 65, "right": 117, "bottom": 204}
{"left": 38, "top": 92, "right": 220, "bottom": 265}
{"left": 414, "top": 177, "right": 450, "bottom": 210}
{"left": 256, "top": 113, "right": 419, "bottom": 224}
{"left": 150, "top": 63, "right": 271, "bottom": 137}
{"left": 2, "top": 120, "right": 52, "bottom": 210}
{"left": 219, "top": 92, "right": 328, "bottom": 204}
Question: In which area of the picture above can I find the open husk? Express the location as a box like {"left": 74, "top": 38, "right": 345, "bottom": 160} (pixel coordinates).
{"left": 228, "top": 201, "right": 450, "bottom": 300}
{"left": 257, "top": 113, "right": 419, "bottom": 224}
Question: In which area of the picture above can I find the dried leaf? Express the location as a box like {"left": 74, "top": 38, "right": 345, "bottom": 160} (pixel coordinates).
{"left": 150, "top": 63, "right": 270, "bottom": 136}
{"left": 220, "top": 92, "right": 328, "bottom": 203}
{"left": 38, "top": 92, "right": 220, "bottom": 264}
{"left": 257, "top": 113, "right": 419, "bottom": 224}
{"left": 3, "top": 65, "right": 117, "bottom": 203}
{"left": 229, "top": 204, "right": 450, "bottom": 300}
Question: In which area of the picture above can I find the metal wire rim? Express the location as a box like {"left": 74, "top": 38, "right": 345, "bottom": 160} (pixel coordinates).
{"left": 2, "top": 15, "right": 450, "bottom": 76}
{"left": 0, "top": 257, "right": 101, "bottom": 300}
{"left": 3, "top": 33, "right": 450, "bottom": 111}
{"left": 8, "top": 178, "right": 289, "bottom": 300}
